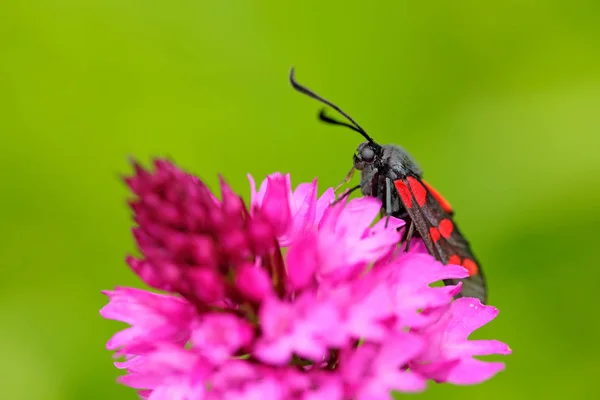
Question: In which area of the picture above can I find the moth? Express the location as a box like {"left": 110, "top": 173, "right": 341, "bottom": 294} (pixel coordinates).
{"left": 290, "top": 68, "right": 487, "bottom": 303}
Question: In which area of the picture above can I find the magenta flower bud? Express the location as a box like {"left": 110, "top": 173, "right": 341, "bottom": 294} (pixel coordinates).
{"left": 183, "top": 206, "right": 207, "bottom": 232}
{"left": 122, "top": 159, "right": 280, "bottom": 303}
{"left": 205, "top": 204, "right": 225, "bottom": 228}
{"left": 126, "top": 256, "right": 166, "bottom": 291}
{"left": 247, "top": 213, "right": 276, "bottom": 256}
{"left": 188, "top": 268, "right": 226, "bottom": 304}
{"left": 218, "top": 229, "right": 249, "bottom": 262}
{"left": 157, "top": 261, "right": 184, "bottom": 289}
{"left": 188, "top": 235, "right": 217, "bottom": 266}
{"left": 219, "top": 176, "right": 244, "bottom": 217}
{"left": 235, "top": 263, "right": 274, "bottom": 302}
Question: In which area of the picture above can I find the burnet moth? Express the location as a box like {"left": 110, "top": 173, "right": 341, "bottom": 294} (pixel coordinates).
{"left": 289, "top": 68, "right": 487, "bottom": 304}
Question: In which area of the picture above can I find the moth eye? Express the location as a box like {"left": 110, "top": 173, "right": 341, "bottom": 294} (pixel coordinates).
{"left": 353, "top": 153, "right": 365, "bottom": 170}
{"left": 361, "top": 147, "right": 375, "bottom": 163}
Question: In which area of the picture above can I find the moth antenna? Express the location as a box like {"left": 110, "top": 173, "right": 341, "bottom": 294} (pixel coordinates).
{"left": 318, "top": 109, "right": 363, "bottom": 134}
{"left": 289, "top": 67, "right": 374, "bottom": 143}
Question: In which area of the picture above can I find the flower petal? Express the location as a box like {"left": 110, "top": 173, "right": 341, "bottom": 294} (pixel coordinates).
{"left": 286, "top": 231, "right": 319, "bottom": 291}
{"left": 439, "top": 359, "right": 506, "bottom": 385}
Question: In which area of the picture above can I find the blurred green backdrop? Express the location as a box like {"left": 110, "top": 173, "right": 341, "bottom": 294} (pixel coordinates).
{"left": 1, "top": 1, "right": 599, "bottom": 399}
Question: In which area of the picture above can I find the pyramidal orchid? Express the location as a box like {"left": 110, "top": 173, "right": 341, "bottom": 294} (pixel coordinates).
{"left": 101, "top": 159, "right": 511, "bottom": 399}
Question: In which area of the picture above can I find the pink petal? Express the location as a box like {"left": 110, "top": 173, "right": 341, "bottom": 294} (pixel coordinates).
{"left": 260, "top": 175, "right": 293, "bottom": 236}
{"left": 453, "top": 339, "right": 512, "bottom": 357}
{"left": 336, "top": 197, "right": 382, "bottom": 237}
{"left": 369, "top": 215, "right": 405, "bottom": 234}
{"left": 401, "top": 237, "right": 429, "bottom": 254}
{"left": 247, "top": 174, "right": 258, "bottom": 208}
{"left": 285, "top": 231, "right": 319, "bottom": 291}
{"left": 345, "top": 283, "right": 396, "bottom": 340}
{"left": 377, "top": 332, "right": 425, "bottom": 368}
{"left": 292, "top": 181, "right": 317, "bottom": 212}
{"left": 191, "top": 313, "right": 254, "bottom": 363}
{"left": 441, "top": 359, "right": 506, "bottom": 385}
{"left": 248, "top": 172, "right": 291, "bottom": 212}
{"left": 396, "top": 253, "right": 469, "bottom": 287}
{"left": 209, "top": 360, "right": 260, "bottom": 390}
{"left": 100, "top": 288, "right": 194, "bottom": 352}
{"left": 223, "top": 378, "right": 285, "bottom": 400}
{"left": 444, "top": 298, "right": 501, "bottom": 341}
{"left": 358, "top": 370, "right": 425, "bottom": 398}
{"left": 302, "top": 379, "right": 343, "bottom": 400}
{"left": 315, "top": 188, "right": 335, "bottom": 223}
{"left": 280, "top": 179, "right": 318, "bottom": 246}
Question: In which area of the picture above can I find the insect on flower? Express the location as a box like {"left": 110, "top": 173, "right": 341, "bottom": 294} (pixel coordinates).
{"left": 289, "top": 68, "right": 487, "bottom": 303}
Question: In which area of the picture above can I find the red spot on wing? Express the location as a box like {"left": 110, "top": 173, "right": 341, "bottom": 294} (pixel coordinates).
{"left": 422, "top": 180, "right": 453, "bottom": 214}
{"left": 438, "top": 219, "right": 454, "bottom": 238}
{"left": 394, "top": 180, "right": 413, "bottom": 208}
{"left": 461, "top": 258, "right": 479, "bottom": 276}
{"left": 448, "top": 254, "right": 461, "bottom": 265}
{"left": 407, "top": 177, "right": 427, "bottom": 207}
{"left": 429, "top": 227, "right": 441, "bottom": 243}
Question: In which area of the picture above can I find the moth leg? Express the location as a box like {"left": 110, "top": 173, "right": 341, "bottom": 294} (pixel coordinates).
{"left": 333, "top": 184, "right": 361, "bottom": 205}
{"left": 334, "top": 167, "right": 356, "bottom": 193}
{"left": 384, "top": 177, "right": 393, "bottom": 228}
{"left": 403, "top": 221, "right": 415, "bottom": 252}
{"left": 333, "top": 167, "right": 379, "bottom": 206}
{"left": 394, "top": 211, "right": 409, "bottom": 219}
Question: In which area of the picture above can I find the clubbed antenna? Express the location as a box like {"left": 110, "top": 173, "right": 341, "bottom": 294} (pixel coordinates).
{"left": 289, "top": 67, "right": 375, "bottom": 143}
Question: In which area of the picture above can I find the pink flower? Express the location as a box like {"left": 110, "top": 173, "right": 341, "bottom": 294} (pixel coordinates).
{"left": 191, "top": 313, "right": 254, "bottom": 364}
{"left": 341, "top": 333, "right": 426, "bottom": 398}
{"left": 314, "top": 197, "right": 404, "bottom": 281}
{"left": 117, "top": 344, "right": 209, "bottom": 399}
{"left": 102, "top": 159, "right": 511, "bottom": 399}
{"left": 254, "top": 293, "right": 345, "bottom": 365}
{"left": 410, "top": 297, "right": 512, "bottom": 385}
{"left": 248, "top": 173, "right": 335, "bottom": 246}
{"left": 100, "top": 287, "right": 195, "bottom": 357}
{"left": 378, "top": 253, "right": 469, "bottom": 328}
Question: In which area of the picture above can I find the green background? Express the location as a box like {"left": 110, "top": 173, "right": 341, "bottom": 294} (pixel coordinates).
{"left": 1, "top": 1, "right": 598, "bottom": 399}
